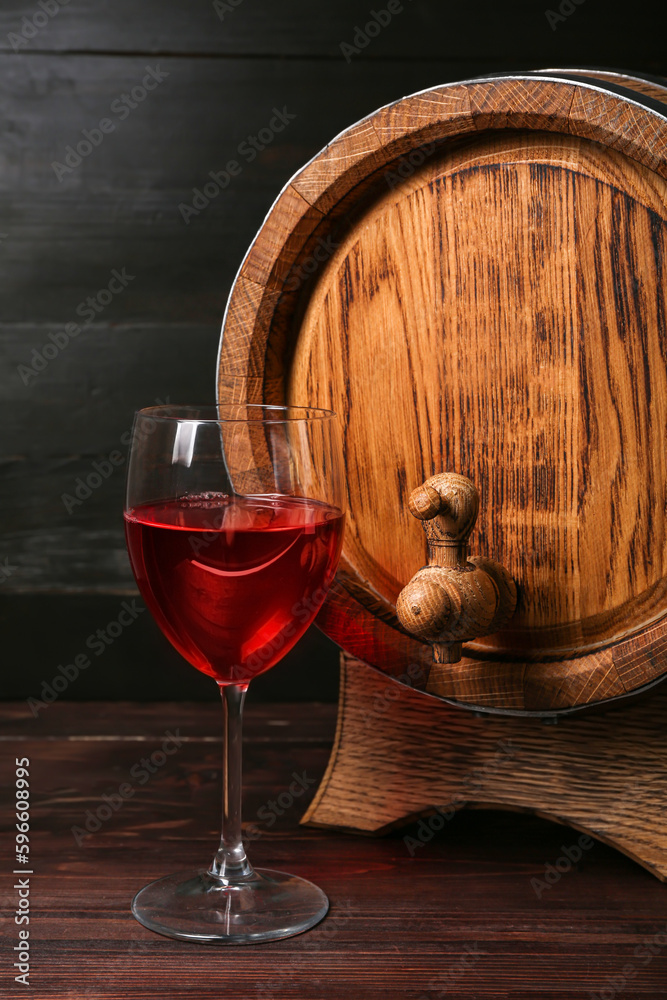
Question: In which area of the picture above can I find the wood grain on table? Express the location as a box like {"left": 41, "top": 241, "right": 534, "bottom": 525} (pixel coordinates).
{"left": 2, "top": 700, "right": 667, "bottom": 999}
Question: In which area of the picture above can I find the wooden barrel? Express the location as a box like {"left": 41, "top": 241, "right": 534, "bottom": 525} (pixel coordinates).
{"left": 218, "top": 69, "right": 667, "bottom": 714}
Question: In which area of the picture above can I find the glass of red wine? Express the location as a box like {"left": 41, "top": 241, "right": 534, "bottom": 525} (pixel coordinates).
{"left": 123, "top": 403, "right": 345, "bottom": 943}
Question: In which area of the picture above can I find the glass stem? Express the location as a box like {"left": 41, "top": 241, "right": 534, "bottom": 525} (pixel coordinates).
{"left": 208, "top": 683, "right": 254, "bottom": 881}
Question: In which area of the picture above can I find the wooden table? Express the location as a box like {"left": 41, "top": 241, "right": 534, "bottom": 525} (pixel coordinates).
{"left": 3, "top": 700, "right": 667, "bottom": 999}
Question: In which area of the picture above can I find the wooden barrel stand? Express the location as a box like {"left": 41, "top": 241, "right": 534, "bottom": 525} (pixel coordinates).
{"left": 302, "top": 654, "right": 667, "bottom": 881}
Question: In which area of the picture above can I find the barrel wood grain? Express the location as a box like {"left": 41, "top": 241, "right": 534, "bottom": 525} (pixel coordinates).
{"left": 294, "top": 135, "right": 667, "bottom": 651}
{"left": 290, "top": 118, "right": 385, "bottom": 215}
{"left": 467, "top": 78, "right": 577, "bottom": 130}
{"left": 218, "top": 73, "right": 667, "bottom": 711}
{"left": 369, "top": 83, "right": 474, "bottom": 155}
{"left": 239, "top": 185, "right": 324, "bottom": 290}
{"left": 568, "top": 88, "right": 667, "bottom": 175}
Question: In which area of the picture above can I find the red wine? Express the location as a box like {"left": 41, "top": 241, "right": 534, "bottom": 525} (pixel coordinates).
{"left": 124, "top": 493, "right": 344, "bottom": 685}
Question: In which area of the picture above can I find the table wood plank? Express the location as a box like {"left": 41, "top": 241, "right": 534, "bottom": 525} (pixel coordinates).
{"left": 2, "top": 701, "right": 667, "bottom": 998}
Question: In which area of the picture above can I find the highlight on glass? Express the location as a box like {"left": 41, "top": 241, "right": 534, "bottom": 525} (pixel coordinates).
{"left": 123, "top": 403, "right": 346, "bottom": 943}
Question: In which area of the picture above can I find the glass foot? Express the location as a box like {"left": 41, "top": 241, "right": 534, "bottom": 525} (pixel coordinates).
{"left": 131, "top": 868, "right": 329, "bottom": 944}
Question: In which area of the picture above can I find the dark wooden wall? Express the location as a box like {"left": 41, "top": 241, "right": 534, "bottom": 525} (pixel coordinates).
{"left": 0, "top": 1, "right": 663, "bottom": 702}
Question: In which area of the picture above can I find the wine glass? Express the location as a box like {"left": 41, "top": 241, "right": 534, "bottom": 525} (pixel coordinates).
{"left": 123, "top": 403, "right": 345, "bottom": 943}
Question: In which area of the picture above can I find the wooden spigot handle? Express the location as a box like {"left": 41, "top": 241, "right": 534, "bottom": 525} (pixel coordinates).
{"left": 396, "top": 473, "right": 517, "bottom": 664}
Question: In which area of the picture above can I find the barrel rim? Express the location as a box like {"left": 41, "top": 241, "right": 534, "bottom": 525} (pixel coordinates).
{"left": 216, "top": 67, "right": 667, "bottom": 384}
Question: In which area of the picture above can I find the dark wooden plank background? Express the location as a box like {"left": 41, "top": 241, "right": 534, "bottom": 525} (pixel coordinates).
{"left": 1, "top": 1, "right": 664, "bottom": 701}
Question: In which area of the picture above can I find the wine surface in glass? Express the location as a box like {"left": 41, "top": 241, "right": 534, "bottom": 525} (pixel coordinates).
{"left": 124, "top": 493, "right": 344, "bottom": 684}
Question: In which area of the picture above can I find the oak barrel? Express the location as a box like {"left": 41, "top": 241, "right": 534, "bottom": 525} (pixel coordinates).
{"left": 218, "top": 69, "right": 667, "bottom": 714}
